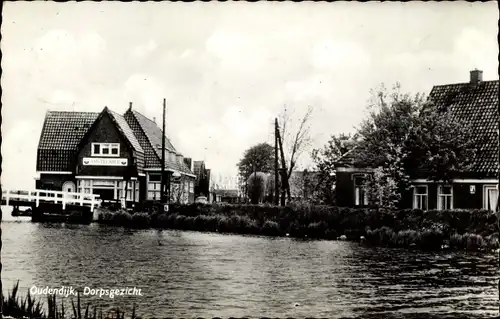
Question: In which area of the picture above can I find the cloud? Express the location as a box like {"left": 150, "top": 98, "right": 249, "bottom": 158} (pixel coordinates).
{"left": 131, "top": 39, "right": 158, "bottom": 58}
{"left": 311, "top": 40, "right": 371, "bottom": 69}
{"left": 205, "top": 29, "right": 269, "bottom": 69}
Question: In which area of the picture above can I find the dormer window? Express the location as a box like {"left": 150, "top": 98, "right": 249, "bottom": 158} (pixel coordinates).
{"left": 92, "top": 143, "right": 120, "bottom": 157}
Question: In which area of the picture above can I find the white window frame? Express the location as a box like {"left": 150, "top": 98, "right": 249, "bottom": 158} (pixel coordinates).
{"left": 353, "top": 174, "right": 368, "bottom": 206}
{"left": 91, "top": 143, "right": 120, "bottom": 157}
{"left": 483, "top": 185, "right": 499, "bottom": 211}
{"left": 437, "top": 185, "right": 453, "bottom": 210}
{"left": 413, "top": 185, "right": 428, "bottom": 210}
{"left": 147, "top": 173, "right": 162, "bottom": 200}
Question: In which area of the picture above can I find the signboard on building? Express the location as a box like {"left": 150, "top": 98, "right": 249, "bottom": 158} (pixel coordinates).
{"left": 82, "top": 157, "right": 128, "bottom": 166}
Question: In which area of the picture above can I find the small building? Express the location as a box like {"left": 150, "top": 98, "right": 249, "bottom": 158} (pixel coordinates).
{"left": 35, "top": 104, "right": 196, "bottom": 206}
{"left": 212, "top": 189, "right": 240, "bottom": 204}
{"left": 335, "top": 69, "right": 499, "bottom": 211}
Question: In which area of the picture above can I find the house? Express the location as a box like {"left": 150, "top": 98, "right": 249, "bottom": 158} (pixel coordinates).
{"left": 35, "top": 104, "right": 196, "bottom": 206}
{"left": 212, "top": 189, "right": 240, "bottom": 204}
{"left": 335, "top": 69, "right": 499, "bottom": 211}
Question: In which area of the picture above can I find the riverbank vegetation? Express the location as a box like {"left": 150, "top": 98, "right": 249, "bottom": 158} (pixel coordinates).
{"left": 97, "top": 203, "right": 499, "bottom": 252}
{"left": 2, "top": 281, "right": 136, "bottom": 319}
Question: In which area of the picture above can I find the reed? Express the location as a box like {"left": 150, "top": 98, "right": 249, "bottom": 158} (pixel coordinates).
{"left": 95, "top": 204, "right": 499, "bottom": 252}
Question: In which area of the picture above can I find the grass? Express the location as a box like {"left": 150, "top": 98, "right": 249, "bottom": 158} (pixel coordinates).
{"left": 2, "top": 281, "right": 138, "bottom": 319}
{"left": 95, "top": 203, "right": 499, "bottom": 252}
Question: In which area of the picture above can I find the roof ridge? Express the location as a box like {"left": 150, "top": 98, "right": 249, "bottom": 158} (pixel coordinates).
{"left": 432, "top": 80, "right": 499, "bottom": 87}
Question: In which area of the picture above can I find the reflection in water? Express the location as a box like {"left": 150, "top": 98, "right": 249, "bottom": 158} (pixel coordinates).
{"left": 1, "top": 219, "right": 498, "bottom": 318}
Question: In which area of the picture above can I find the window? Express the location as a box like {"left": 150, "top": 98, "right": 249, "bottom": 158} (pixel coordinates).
{"left": 91, "top": 143, "right": 120, "bottom": 157}
{"left": 147, "top": 173, "right": 162, "bottom": 200}
{"left": 353, "top": 175, "right": 368, "bottom": 206}
{"left": 483, "top": 185, "right": 499, "bottom": 211}
{"left": 413, "top": 185, "right": 428, "bottom": 210}
{"left": 189, "top": 181, "right": 194, "bottom": 193}
{"left": 437, "top": 185, "right": 453, "bottom": 210}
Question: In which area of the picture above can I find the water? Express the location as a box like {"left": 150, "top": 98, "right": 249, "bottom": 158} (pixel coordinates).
{"left": 1, "top": 212, "right": 499, "bottom": 318}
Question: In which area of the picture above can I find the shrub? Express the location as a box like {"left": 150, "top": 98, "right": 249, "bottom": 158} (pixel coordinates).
{"left": 394, "top": 230, "right": 419, "bottom": 248}
{"left": 261, "top": 220, "right": 281, "bottom": 236}
{"left": 465, "top": 233, "right": 486, "bottom": 251}
{"left": 131, "top": 212, "right": 151, "bottom": 229}
{"left": 418, "top": 227, "right": 444, "bottom": 251}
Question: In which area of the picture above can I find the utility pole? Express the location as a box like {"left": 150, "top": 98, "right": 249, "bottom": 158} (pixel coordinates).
{"left": 497, "top": 107, "right": 499, "bottom": 315}
{"left": 276, "top": 120, "right": 288, "bottom": 206}
{"left": 274, "top": 118, "right": 279, "bottom": 205}
{"left": 161, "top": 98, "right": 166, "bottom": 203}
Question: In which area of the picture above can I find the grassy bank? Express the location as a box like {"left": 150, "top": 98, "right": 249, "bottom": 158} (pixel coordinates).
{"left": 97, "top": 203, "right": 499, "bottom": 252}
{"left": 2, "top": 281, "right": 136, "bottom": 319}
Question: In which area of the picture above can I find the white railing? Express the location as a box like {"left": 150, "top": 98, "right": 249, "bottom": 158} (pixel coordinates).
{"left": 2, "top": 189, "right": 101, "bottom": 212}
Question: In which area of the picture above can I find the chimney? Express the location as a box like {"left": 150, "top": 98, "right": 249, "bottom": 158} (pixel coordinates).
{"left": 470, "top": 69, "right": 483, "bottom": 84}
{"left": 153, "top": 117, "right": 156, "bottom": 123}
{"left": 128, "top": 102, "right": 132, "bottom": 111}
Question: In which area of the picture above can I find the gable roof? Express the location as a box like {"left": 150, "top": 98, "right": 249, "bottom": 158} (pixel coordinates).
{"left": 37, "top": 111, "right": 99, "bottom": 171}
{"left": 124, "top": 109, "right": 194, "bottom": 175}
{"left": 107, "top": 109, "right": 144, "bottom": 154}
{"left": 38, "top": 111, "right": 99, "bottom": 150}
{"left": 37, "top": 108, "right": 146, "bottom": 172}
{"left": 429, "top": 80, "right": 499, "bottom": 176}
{"left": 336, "top": 78, "right": 499, "bottom": 176}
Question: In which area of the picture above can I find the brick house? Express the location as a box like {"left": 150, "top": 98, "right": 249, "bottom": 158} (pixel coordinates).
{"left": 335, "top": 70, "right": 499, "bottom": 211}
{"left": 36, "top": 104, "right": 196, "bottom": 205}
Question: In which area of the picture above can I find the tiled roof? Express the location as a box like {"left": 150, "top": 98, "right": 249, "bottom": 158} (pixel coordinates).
{"left": 193, "top": 161, "right": 204, "bottom": 176}
{"left": 108, "top": 110, "right": 144, "bottom": 154}
{"left": 124, "top": 109, "right": 194, "bottom": 175}
{"left": 38, "top": 111, "right": 99, "bottom": 150}
{"left": 336, "top": 79, "right": 499, "bottom": 176}
{"left": 37, "top": 111, "right": 99, "bottom": 171}
{"left": 429, "top": 80, "right": 499, "bottom": 176}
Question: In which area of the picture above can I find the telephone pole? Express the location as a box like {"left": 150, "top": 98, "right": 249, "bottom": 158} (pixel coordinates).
{"left": 274, "top": 118, "right": 279, "bottom": 205}
{"left": 161, "top": 98, "right": 166, "bottom": 203}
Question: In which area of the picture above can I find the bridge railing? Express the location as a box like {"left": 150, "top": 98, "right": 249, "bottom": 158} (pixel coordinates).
{"left": 2, "top": 189, "right": 101, "bottom": 212}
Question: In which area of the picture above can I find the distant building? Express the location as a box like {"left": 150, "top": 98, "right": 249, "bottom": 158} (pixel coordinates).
{"left": 212, "top": 189, "right": 240, "bottom": 204}
{"left": 335, "top": 69, "right": 499, "bottom": 211}
{"left": 35, "top": 104, "right": 196, "bottom": 205}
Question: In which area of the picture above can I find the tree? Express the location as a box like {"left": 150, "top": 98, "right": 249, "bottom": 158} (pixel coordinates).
{"left": 170, "top": 174, "right": 191, "bottom": 204}
{"left": 278, "top": 105, "right": 314, "bottom": 202}
{"left": 247, "top": 172, "right": 267, "bottom": 204}
{"left": 311, "top": 133, "right": 358, "bottom": 204}
{"left": 238, "top": 143, "right": 275, "bottom": 201}
{"left": 355, "top": 83, "right": 477, "bottom": 208}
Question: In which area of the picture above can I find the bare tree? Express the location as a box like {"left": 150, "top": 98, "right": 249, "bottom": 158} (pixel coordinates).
{"left": 278, "top": 105, "right": 314, "bottom": 202}
{"left": 170, "top": 174, "right": 190, "bottom": 204}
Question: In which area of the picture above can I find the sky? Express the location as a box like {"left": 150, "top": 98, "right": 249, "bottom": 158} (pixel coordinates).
{"left": 1, "top": 1, "right": 498, "bottom": 190}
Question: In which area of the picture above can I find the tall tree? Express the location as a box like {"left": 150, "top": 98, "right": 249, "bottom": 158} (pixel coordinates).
{"left": 278, "top": 105, "right": 314, "bottom": 202}
{"left": 312, "top": 133, "right": 358, "bottom": 204}
{"left": 355, "top": 83, "right": 477, "bottom": 208}
{"left": 238, "top": 143, "right": 275, "bottom": 200}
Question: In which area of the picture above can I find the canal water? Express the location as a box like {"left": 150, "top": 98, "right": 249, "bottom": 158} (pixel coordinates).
{"left": 1, "top": 212, "right": 499, "bottom": 318}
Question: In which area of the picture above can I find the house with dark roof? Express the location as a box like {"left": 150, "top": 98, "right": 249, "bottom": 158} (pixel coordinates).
{"left": 36, "top": 104, "right": 196, "bottom": 206}
{"left": 335, "top": 69, "right": 499, "bottom": 211}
